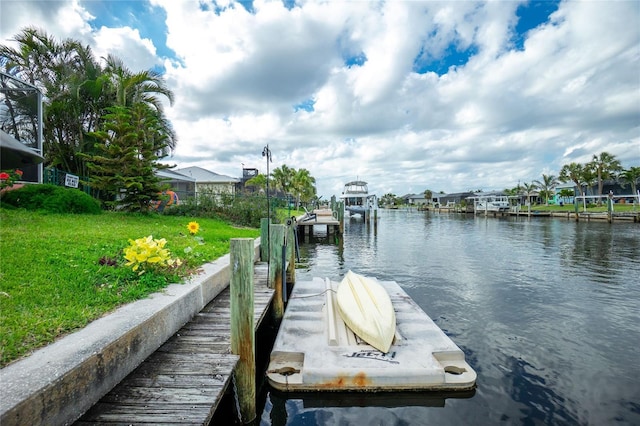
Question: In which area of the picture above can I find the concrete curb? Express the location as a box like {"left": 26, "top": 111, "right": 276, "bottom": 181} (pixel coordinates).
{"left": 0, "top": 239, "right": 261, "bottom": 426}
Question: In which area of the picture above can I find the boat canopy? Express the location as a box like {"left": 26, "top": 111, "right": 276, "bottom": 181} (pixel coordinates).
{"left": 342, "top": 180, "right": 368, "bottom": 194}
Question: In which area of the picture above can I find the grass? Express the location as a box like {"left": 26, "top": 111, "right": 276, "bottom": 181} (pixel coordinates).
{"left": 0, "top": 209, "right": 259, "bottom": 367}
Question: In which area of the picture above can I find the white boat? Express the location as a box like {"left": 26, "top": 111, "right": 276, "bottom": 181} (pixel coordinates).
{"left": 266, "top": 276, "right": 477, "bottom": 392}
{"left": 472, "top": 195, "right": 510, "bottom": 212}
{"left": 336, "top": 271, "right": 396, "bottom": 353}
{"left": 340, "top": 180, "right": 377, "bottom": 218}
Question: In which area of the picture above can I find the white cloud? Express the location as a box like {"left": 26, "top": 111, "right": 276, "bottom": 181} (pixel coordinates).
{"left": 93, "top": 26, "right": 159, "bottom": 71}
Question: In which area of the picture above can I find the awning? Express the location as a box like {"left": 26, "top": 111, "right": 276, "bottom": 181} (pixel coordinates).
{"left": 0, "top": 130, "right": 44, "bottom": 169}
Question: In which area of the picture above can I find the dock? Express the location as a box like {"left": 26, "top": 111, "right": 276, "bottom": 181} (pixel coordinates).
{"left": 267, "top": 276, "right": 476, "bottom": 392}
{"left": 296, "top": 208, "right": 341, "bottom": 235}
{"left": 76, "top": 263, "right": 274, "bottom": 425}
{"left": 425, "top": 207, "right": 640, "bottom": 222}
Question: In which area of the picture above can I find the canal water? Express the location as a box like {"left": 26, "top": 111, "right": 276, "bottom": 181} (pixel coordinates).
{"left": 258, "top": 209, "right": 640, "bottom": 425}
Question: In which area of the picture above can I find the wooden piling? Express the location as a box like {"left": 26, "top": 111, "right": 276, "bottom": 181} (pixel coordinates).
{"left": 229, "top": 238, "right": 256, "bottom": 424}
{"left": 286, "top": 220, "right": 296, "bottom": 285}
{"left": 260, "top": 218, "right": 269, "bottom": 261}
{"left": 269, "top": 224, "right": 285, "bottom": 319}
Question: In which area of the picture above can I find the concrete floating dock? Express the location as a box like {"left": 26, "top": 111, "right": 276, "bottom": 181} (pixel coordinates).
{"left": 267, "top": 276, "right": 476, "bottom": 392}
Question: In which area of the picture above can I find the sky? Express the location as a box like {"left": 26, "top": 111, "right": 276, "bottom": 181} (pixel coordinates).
{"left": 1, "top": 0, "right": 639, "bottom": 199}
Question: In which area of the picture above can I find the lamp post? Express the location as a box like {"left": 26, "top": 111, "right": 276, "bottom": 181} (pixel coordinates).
{"left": 262, "top": 145, "right": 272, "bottom": 220}
{"left": 262, "top": 145, "right": 272, "bottom": 269}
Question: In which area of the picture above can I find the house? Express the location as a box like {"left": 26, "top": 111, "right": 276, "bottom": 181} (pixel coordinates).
{"left": 174, "top": 166, "right": 240, "bottom": 197}
{"left": 403, "top": 193, "right": 427, "bottom": 205}
{"left": 438, "top": 192, "right": 476, "bottom": 207}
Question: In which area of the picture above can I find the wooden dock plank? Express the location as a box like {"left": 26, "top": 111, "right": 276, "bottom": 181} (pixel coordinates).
{"left": 77, "top": 404, "right": 213, "bottom": 424}
{"left": 77, "top": 262, "right": 274, "bottom": 425}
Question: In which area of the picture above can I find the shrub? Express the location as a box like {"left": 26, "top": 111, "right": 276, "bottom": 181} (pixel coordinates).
{"left": 163, "top": 192, "right": 268, "bottom": 227}
{"left": 0, "top": 184, "right": 101, "bottom": 214}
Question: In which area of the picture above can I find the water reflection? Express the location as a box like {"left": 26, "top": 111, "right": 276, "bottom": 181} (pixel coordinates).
{"left": 262, "top": 389, "right": 476, "bottom": 426}
{"left": 261, "top": 211, "right": 640, "bottom": 425}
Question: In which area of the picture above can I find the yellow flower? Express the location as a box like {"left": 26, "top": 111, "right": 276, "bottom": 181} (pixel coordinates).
{"left": 123, "top": 235, "right": 180, "bottom": 274}
{"left": 187, "top": 221, "right": 200, "bottom": 235}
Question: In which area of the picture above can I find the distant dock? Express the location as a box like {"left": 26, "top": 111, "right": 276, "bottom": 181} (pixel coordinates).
{"left": 422, "top": 206, "right": 640, "bottom": 222}
{"left": 296, "top": 208, "right": 342, "bottom": 235}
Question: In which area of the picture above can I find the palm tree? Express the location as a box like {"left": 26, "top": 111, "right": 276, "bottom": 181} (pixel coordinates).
{"left": 559, "top": 162, "right": 584, "bottom": 195}
{"left": 618, "top": 166, "right": 640, "bottom": 197}
{"left": 589, "top": 152, "right": 622, "bottom": 204}
{"left": 380, "top": 193, "right": 399, "bottom": 207}
{"left": 291, "top": 168, "right": 316, "bottom": 208}
{"left": 522, "top": 182, "right": 538, "bottom": 206}
{"left": 0, "top": 27, "right": 100, "bottom": 174}
{"left": 1, "top": 28, "right": 177, "bottom": 177}
{"left": 271, "top": 164, "right": 294, "bottom": 196}
{"left": 103, "top": 55, "right": 176, "bottom": 155}
{"left": 579, "top": 164, "right": 597, "bottom": 197}
{"left": 534, "top": 174, "right": 559, "bottom": 205}
{"left": 423, "top": 189, "right": 433, "bottom": 206}
{"left": 245, "top": 173, "right": 267, "bottom": 193}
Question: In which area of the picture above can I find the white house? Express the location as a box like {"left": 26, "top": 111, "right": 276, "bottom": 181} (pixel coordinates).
{"left": 174, "top": 166, "right": 239, "bottom": 196}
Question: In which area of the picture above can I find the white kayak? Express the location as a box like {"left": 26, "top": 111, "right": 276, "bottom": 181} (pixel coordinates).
{"left": 336, "top": 270, "right": 396, "bottom": 353}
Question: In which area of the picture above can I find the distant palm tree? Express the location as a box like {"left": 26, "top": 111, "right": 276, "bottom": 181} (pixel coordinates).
{"left": 618, "top": 166, "right": 640, "bottom": 197}
{"left": 423, "top": 189, "right": 433, "bottom": 205}
{"left": 271, "top": 164, "right": 294, "bottom": 196}
{"left": 589, "top": 152, "right": 622, "bottom": 204}
{"left": 245, "top": 173, "right": 267, "bottom": 193}
{"left": 534, "top": 174, "right": 559, "bottom": 205}
{"left": 522, "top": 182, "right": 538, "bottom": 206}
{"left": 559, "top": 162, "right": 584, "bottom": 194}
{"left": 291, "top": 168, "right": 316, "bottom": 208}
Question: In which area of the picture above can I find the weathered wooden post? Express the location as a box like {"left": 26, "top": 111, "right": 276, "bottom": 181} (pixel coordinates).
{"left": 230, "top": 238, "right": 256, "bottom": 424}
{"left": 285, "top": 219, "right": 296, "bottom": 285}
{"left": 260, "top": 218, "right": 269, "bottom": 261}
{"left": 373, "top": 205, "right": 378, "bottom": 232}
{"left": 269, "top": 224, "right": 285, "bottom": 319}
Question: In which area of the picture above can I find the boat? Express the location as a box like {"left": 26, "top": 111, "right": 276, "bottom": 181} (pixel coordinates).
{"left": 266, "top": 275, "right": 477, "bottom": 392}
{"left": 340, "top": 180, "right": 378, "bottom": 218}
{"left": 471, "top": 195, "right": 510, "bottom": 212}
{"left": 336, "top": 271, "right": 396, "bottom": 353}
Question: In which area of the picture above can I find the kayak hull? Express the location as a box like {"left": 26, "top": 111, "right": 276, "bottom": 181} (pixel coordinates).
{"left": 336, "top": 271, "right": 396, "bottom": 353}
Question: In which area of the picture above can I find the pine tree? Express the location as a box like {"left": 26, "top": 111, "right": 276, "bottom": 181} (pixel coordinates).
{"left": 86, "top": 104, "right": 171, "bottom": 212}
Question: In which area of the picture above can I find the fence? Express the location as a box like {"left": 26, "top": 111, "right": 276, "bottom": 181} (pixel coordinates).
{"left": 43, "top": 167, "right": 93, "bottom": 195}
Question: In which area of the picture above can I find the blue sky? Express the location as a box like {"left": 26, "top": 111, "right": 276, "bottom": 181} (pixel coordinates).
{"left": 1, "top": 0, "right": 638, "bottom": 198}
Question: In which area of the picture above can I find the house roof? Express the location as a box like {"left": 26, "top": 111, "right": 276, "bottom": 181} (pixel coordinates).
{"left": 404, "top": 193, "right": 425, "bottom": 200}
{"left": 440, "top": 192, "right": 475, "bottom": 198}
{"left": 174, "top": 166, "right": 239, "bottom": 183}
{"left": 156, "top": 168, "right": 196, "bottom": 182}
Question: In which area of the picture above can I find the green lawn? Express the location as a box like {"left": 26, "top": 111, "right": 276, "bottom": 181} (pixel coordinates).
{"left": 0, "top": 209, "right": 259, "bottom": 367}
